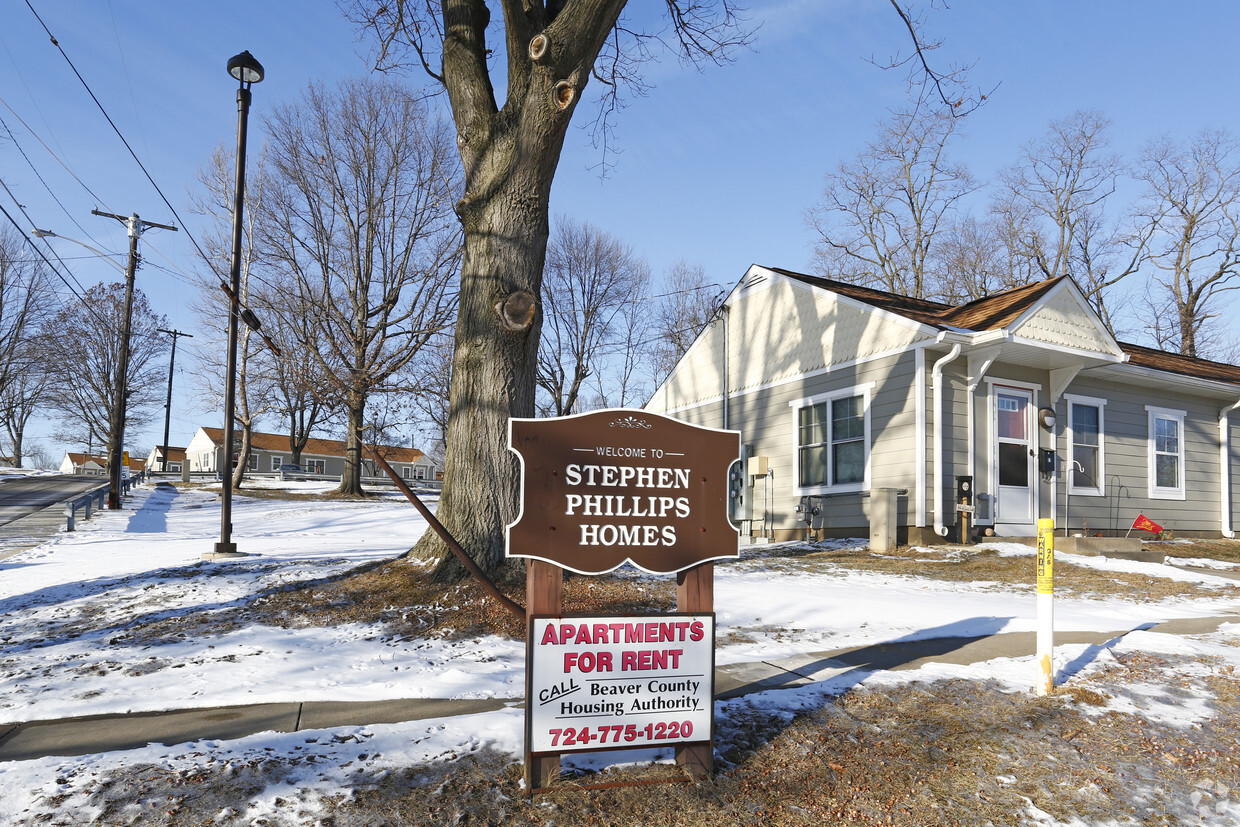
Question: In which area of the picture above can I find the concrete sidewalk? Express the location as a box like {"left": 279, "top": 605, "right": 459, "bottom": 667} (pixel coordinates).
{"left": 3, "top": 613, "right": 1236, "bottom": 763}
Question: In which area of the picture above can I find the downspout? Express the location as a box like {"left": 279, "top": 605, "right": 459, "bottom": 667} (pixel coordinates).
{"left": 932, "top": 343, "right": 963, "bottom": 537}
{"left": 721, "top": 305, "right": 730, "bottom": 430}
{"left": 914, "top": 348, "right": 926, "bottom": 527}
{"left": 1220, "top": 398, "right": 1240, "bottom": 538}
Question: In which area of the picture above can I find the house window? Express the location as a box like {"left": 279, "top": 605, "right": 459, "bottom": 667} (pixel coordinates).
{"left": 271, "top": 456, "right": 283, "bottom": 472}
{"left": 306, "top": 458, "right": 325, "bottom": 474}
{"left": 401, "top": 466, "right": 411, "bottom": 479}
{"left": 415, "top": 466, "right": 427, "bottom": 480}
{"left": 1066, "top": 395, "right": 1106, "bottom": 496}
{"left": 791, "top": 384, "right": 872, "bottom": 493}
{"left": 1146, "top": 406, "right": 1186, "bottom": 500}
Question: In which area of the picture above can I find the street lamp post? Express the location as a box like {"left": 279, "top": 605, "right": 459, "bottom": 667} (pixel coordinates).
{"left": 212, "top": 50, "right": 264, "bottom": 559}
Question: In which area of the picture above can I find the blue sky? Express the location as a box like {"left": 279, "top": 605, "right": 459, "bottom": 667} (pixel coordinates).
{"left": 4, "top": 1, "right": 1240, "bottom": 458}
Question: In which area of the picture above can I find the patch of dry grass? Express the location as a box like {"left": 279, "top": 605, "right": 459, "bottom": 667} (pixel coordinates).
{"left": 88, "top": 661, "right": 1239, "bottom": 826}
{"left": 162, "top": 536, "right": 1235, "bottom": 645}
{"left": 245, "top": 557, "right": 675, "bottom": 641}
{"left": 1148, "top": 539, "right": 1240, "bottom": 564}
{"left": 745, "top": 544, "right": 1234, "bottom": 601}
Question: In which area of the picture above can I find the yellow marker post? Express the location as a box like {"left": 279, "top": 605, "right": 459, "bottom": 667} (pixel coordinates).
{"left": 1036, "top": 518, "right": 1055, "bottom": 695}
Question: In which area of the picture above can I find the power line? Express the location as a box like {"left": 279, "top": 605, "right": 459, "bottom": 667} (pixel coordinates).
{"left": 0, "top": 173, "right": 97, "bottom": 299}
{"left": 24, "top": 0, "right": 224, "bottom": 285}
{"left": 0, "top": 95, "right": 118, "bottom": 223}
{"left": 0, "top": 200, "right": 110, "bottom": 328}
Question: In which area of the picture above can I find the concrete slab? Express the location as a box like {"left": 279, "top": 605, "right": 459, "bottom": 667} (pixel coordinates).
{"left": 0, "top": 703, "right": 301, "bottom": 761}
{"left": 1166, "top": 563, "right": 1240, "bottom": 583}
{"left": 1144, "top": 614, "right": 1240, "bottom": 635}
{"left": 715, "top": 661, "right": 815, "bottom": 700}
{"left": 297, "top": 698, "right": 511, "bottom": 729}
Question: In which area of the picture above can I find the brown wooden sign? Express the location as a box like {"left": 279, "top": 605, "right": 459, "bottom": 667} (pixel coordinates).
{"left": 507, "top": 409, "right": 740, "bottom": 574}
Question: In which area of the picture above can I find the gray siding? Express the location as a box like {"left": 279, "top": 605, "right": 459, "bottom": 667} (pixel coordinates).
{"left": 1051, "top": 376, "right": 1230, "bottom": 535}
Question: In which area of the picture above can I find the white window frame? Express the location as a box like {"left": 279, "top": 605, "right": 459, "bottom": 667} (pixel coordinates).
{"left": 415, "top": 465, "right": 428, "bottom": 480}
{"left": 1146, "top": 405, "right": 1186, "bottom": 500}
{"left": 401, "top": 466, "right": 411, "bottom": 479}
{"left": 271, "top": 455, "right": 283, "bottom": 472}
{"left": 1065, "top": 394, "right": 1106, "bottom": 497}
{"left": 305, "top": 458, "right": 326, "bottom": 474}
{"left": 789, "top": 382, "right": 874, "bottom": 495}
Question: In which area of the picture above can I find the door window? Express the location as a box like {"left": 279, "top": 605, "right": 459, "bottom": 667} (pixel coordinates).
{"left": 997, "top": 393, "right": 1029, "bottom": 488}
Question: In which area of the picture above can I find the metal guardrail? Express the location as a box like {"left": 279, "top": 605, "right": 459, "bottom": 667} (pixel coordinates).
{"left": 63, "top": 485, "right": 108, "bottom": 531}
{"left": 61, "top": 472, "right": 146, "bottom": 531}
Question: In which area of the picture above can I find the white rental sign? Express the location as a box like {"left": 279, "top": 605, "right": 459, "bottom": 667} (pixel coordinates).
{"left": 527, "top": 613, "right": 715, "bottom": 755}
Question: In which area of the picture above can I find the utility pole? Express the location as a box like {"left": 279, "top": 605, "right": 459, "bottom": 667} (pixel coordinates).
{"left": 94, "top": 210, "right": 177, "bottom": 508}
{"left": 156, "top": 328, "right": 193, "bottom": 472}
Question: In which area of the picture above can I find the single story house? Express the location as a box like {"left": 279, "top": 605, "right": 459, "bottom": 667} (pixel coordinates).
{"left": 59, "top": 452, "right": 146, "bottom": 476}
{"left": 60, "top": 452, "right": 108, "bottom": 476}
{"left": 646, "top": 264, "right": 1240, "bottom": 543}
{"left": 145, "top": 446, "right": 186, "bottom": 473}
{"left": 185, "top": 427, "right": 438, "bottom": 482}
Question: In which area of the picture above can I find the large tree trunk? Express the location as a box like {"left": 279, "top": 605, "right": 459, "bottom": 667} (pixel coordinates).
{"left": 339, "top": 397, "right": 366, "bottom": 496}
{"left": 413, "top": 1, "right": 625, "bottom": 580}
{"left": 424, "top": 182, "right": 549, "bottom": 579}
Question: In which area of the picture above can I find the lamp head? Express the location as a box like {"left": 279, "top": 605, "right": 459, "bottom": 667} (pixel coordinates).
{"left": 1038, "top": 407, "right": 1057, "bottom": 431}
{"left": 227, "top": 51, "right": 264, "bottom": 84}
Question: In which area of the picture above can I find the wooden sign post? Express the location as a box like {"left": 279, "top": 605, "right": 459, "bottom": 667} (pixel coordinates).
{"left": 508, "top": 409, "right": 740, "bottom": 792}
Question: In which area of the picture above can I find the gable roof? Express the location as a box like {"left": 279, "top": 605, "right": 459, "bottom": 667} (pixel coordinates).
{"left": 768, "top": 267, "right": 1066, "bottom": 333}
{"left": 151, "top": 446, "right": 187, "bottom": 462}
{"left": 197, "top": 428, "right": 428, "bottom": 464}
{"left": 65, "top": 452, "right": 108, "bottom": 467}
{"left": 767, "top": 266, "right": 1240, "bottom": 389}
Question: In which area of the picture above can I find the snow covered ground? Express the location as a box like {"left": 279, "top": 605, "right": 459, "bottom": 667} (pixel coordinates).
{"left": 1, "top": 479, "right": 1238, "bottom": 824}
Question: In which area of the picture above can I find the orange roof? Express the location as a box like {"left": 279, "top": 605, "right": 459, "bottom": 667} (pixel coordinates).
{"left": 152, "top": 446, "right": 187, "bottom": 462}
{"left": 198, "top": 428, "right": 427, "bottom": 464}
{"left": 66, "top": 453, "right": 108, "bottom": 466}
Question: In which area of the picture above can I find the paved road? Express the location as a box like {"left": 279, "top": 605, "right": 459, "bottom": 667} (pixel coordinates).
{"left": 0, "top": 474, "right": 110, "bottom": 561}
{"left": 0, "top": 475, "right": 109, "bottom": 527}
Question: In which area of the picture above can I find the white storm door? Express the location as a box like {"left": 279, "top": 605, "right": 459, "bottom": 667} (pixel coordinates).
{"left": 994, "top": 387, "right": 1035, "bottom": 530}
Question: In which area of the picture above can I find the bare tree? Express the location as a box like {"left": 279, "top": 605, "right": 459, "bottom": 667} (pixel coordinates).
{"left": 1132, "top": 129, "right": 1240, "bottom": 358}
{"left": 991, "top": 110, "right": 1144, "bottom": 330}
{"left": 0, "top": 227, "right": 54, "bottom": 404}
{"left": 267, "top": 343, "right": 334, "bottom": 467}
{"left": 586, "top": 279, "right": 655, "bottom": 410}
{"left": 259, "top": 77, "right": 461, "bottom": 496}
{"left": 341, "top": 1, "right": 755, "bottom": 577}
{"left": 808, "top": 102, "right": 977, "bottom": 299}
{"left": 649, "top": 260, "right": 721, "bottom": 382}
{"left": 44, "top": 282, "right": 168, "bottom": 456}
{"left": 190, "top": 143, "right": 278, "bottom": 489}
{"left": 927, "top": 215, "right": 1013, "bottom": 304}
{"left": 0, "top": 367, "right": 50, "bottom": 468}
{"left": 536, "top": 216, "right": 649, "bottom": 416}
{"left": 347, "top": 1, "right": 974, "bottom": 578}
{"left": 400, "top": 331, "right": 453, "bottom": 468}
{"left": 0, "top": 227, "right": 54, "bottom": 466}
